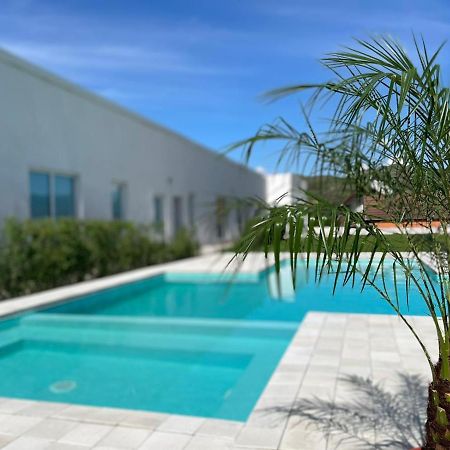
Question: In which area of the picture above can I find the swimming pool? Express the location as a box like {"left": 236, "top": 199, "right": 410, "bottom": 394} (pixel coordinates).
{"left": 0, "top": 258, "right": 437, "bottom": 421}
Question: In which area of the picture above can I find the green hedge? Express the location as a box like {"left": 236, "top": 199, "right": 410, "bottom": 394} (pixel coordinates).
{"left": 0, "top": 219, "right": 198, "bottom": 300}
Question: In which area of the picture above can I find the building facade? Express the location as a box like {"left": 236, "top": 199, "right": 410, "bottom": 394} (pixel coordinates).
{"left": 0, "top": 49, "right": 307, "bottom": 245}
{"left": 0, "top": 49, "right": 272, "bottom": 244}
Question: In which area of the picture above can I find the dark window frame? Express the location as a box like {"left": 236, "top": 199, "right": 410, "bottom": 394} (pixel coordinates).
{"left": 112, "top": 183, "right": 126, "bottom": 220}
{"left": 29, "top": 170, "right": 77, "bottom": 219}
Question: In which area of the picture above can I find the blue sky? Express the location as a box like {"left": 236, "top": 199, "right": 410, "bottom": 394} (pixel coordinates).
{"left": 1, "top": 0, "right": 449, "bottom": 171}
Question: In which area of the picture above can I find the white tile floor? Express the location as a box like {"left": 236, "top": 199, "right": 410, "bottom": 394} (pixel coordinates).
{"left": 0, "top": 254, "right": 436, "bottom": 449}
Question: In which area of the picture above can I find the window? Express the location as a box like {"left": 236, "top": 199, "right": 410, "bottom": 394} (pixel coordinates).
{"left": 112, "top": 183, "right": 125, "bottom": 220}
{"left": 29, "top": 171, "right": 76, "bottom": 219}
{"left": 30, "top": 172, "right": 50, "bottom": 218}
{"left": 188, "top": 193, "right": 195, "bottom": 228}
{"left": 55, "top": 175, "right": 75, "bottom": 218}
{"left": 236, "top": 203, "right": 251, "bottom": 233}
{"left": 236, "top": 207, "right": 243, "bottom": 232}
{"left": 173, "top": 196, "right": 183, "bottom": 233}
{"left": 154, "top": 196, "right": 164, "bottom": 225}
{"left": 216, "top": 197, "right": 226, "bottom": 239}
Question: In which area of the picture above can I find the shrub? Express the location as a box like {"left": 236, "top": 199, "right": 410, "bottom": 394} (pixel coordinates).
{"left": 0, "top": 218, "right": 198, "bottom": 300}
{"left": 166, "top": 228, "right": 200, "bottom": 260}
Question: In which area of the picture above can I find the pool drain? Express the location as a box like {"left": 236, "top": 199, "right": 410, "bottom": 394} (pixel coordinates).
{"left": 49, "top": 380, "right": 77, "bottom": 394}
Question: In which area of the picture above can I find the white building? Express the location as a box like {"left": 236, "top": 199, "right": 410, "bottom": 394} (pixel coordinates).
{"left": 265, "top": 173, "right": 307, "bottom": 206}
{"left": 0, "top": 49, "right": 304, "bottom": 245}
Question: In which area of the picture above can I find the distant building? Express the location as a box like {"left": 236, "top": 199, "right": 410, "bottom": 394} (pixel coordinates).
{"left": 344, "top": 194, "right": 372, "bottom": 215}
{"left": 265, "top": 173, "right": 307, "bottom": 206}
{"left": 344, "top": 193, "right": 441, "bottom": 231}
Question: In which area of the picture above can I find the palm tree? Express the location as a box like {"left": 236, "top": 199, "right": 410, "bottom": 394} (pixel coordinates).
{"left": 234, "top": 37, "right": 450, "bottom": 449}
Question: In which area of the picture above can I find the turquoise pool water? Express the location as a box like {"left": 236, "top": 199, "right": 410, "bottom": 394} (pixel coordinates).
{"left": 46, "top": 259, "right": 438, "bottom": 319}
{"left": 0, "top": 259, "right": 438, "bottom": 420}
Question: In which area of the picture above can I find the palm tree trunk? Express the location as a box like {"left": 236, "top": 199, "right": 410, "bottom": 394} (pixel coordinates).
{"left": 425, "top": 363, "right": 450, "bottom": 449}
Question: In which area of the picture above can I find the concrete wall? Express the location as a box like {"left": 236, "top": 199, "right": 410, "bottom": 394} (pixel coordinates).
{"left": 265, "top": 173, "right": 307, "bottom": 206}
{"left": 0, "top": 49, "right": 266, "bottom": 244}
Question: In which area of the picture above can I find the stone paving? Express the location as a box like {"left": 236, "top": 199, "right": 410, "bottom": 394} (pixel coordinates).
{"left": 0, "top": 254, "right": 437, "bottom": 449}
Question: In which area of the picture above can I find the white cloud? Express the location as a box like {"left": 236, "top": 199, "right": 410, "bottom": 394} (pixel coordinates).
{"left": 0, "top": 5, "right": 255, "bottom": 79}
{"left": 0, "top": 41, "right": 238, "bottom": 76}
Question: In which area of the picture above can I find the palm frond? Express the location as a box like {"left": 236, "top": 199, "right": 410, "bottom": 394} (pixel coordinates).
{"left": 232, "top": 35, "right": 450, "bottom": 381}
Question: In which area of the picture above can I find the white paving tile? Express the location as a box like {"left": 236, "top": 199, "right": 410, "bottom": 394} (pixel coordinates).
{"left": 82, "top": 408, "right": 131, "bottom": 426}
{"left": 157, "top": 415, "right": 204, "bottom": 435}
{"left": 58, "top": 423, "right": 113, "bottom": 447}
{"left": 0, "top": 433, "right": 14, "bottom": 447}
{"left": 120, "top": 411, "right": 167, "bottom": 430}
{"left": 24, "top": 418, "right": 77, "bottom": 440}
{"left": 185, "top": 435, "right": 234, "bottom": 450}
{"left": 138, "top": 431, "right": 191, "bottom": 450}
{"left": 54, "top": 405, "right": 98, "bottom": 422}
{"left": 19, "top": 401, "right": 69, "bottom": 418}
{"left": 0, "top": 414, "right": 43, "bottom": 435}
{"left": 235, "top": 425, "right": 284, "bottom": 449}
{"left": 0, "top": 399, "right": 36, "bottom": 415}
{"left": 1, "top": 436, "right": 50, "bottom": 450}
{"left": 97, "top": 426, "right": 150, "bottom": 449}
{"left": 196, "top": 419, "right": 243, "bottom": 439}
{"left": 45, "top": 443, "right": 88, "bottom": 450}
{"left": 279, "top": 416, "right": 326, "bottom": 450}
{"left": 231, "top": 447, "right": 269, "bottom": 450}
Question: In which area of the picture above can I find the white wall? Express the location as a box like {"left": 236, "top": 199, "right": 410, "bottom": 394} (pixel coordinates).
{"left": 0, "top": 49, "right": 266, "bottom": 244}
{"left": 265, "top": 173, "right": 307, "bottom": 206}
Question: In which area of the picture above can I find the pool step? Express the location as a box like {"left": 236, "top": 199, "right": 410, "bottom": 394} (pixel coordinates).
{"left": 16, "top": 314, "right": 296, "bottom": 355}
{"left": 22, "top": 314, "right": 297, "bottom": 335}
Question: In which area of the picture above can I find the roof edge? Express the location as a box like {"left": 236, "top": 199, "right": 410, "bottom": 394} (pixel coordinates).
{"left": 0, "top": 47, "right": 260, "bottom": 177}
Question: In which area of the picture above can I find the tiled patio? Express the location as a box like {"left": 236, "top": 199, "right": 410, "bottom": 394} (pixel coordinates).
{"left": 0, "top": 254, "right": 436, "bottom": 449}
